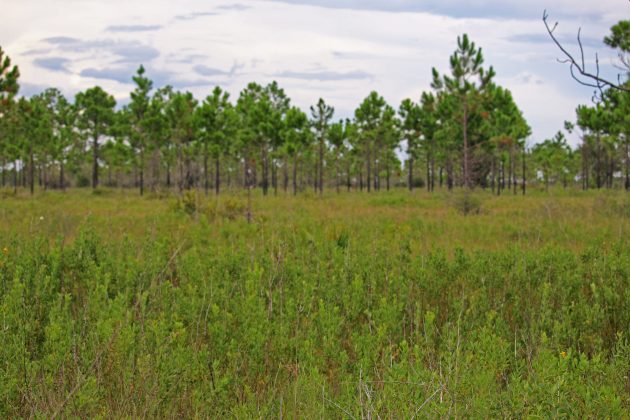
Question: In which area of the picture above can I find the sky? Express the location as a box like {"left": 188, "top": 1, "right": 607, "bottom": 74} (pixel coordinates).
{"left": 2, "top": 0, "right": 628, "bottom": 146}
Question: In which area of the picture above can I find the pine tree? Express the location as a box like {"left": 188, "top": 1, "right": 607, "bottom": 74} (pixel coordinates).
{"left": 432, "top": 34, "right": 495, "bottom": 189}
{"left": 75, "top": 86, "right": 116, "bottom": 189}
{"left": 310, "top": 98, "right": 334, "bottom": 195}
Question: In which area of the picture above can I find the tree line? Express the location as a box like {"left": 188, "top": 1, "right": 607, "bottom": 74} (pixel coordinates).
{"left": 0, "top": 28, "right": 628, "bottom": 196}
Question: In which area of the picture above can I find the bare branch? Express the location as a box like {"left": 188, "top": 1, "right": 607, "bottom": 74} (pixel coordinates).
{"left": 542, "top": 10, "right": 630, "bottom": 96}
{"left": 578, "top": 28, "right": 586, "bottom": 69}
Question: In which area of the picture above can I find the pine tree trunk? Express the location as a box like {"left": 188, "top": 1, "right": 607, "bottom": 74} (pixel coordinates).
{"left": 262, "top": 146, "right": 269, "bottom": 196}
{"left": 596, "top": 132, "right": 602, "bottom": 189}
{"left": 13, "top": 161, "right": 18, "bottom": 193}
{"left": 427, "top": 154, "right": 431, "bottom": 192}
{"left": 491, "top": 157, "right": 496, "bottom": 195}
{"left": 430, "top": 155, "right": 436, "bottom": 192}
{"left": 215, "top": 157, "right": 220, "bottom": 196}
{"left": 366, "top": 148, "right": 371, "bottom": 193}
{"left": 166, "top": 162, "right": 171, "bottom": 189}
{"left": 318, "top": 136, "right": 324, "bottom": 196}
{"left": 293, "top": 155, "right": 298, "bottom": 196}
{"left": 140, "top": 148, "right": 145, "bottom": 196}
{"left": 347, "top": 161, "right": 351, "bottom": 192}
{"left": 313, "top": 160, "right": 318, "bottom": 193}
{"left": 204, "top": 147, "right": 209, "bottom": 195}
{"left": 497, "top": 160, "right": 502, "bottom": 196}
{"left": 408, "top": 157, "right": 413, "bottom": 192}
{"left": 60, "top": 162, "right": 65, "bottom": 191}
{"left": 272, "top": 161, "right": 278, "bottom": 196}
{"left": 92, "top": 129, "right": 99, "bottom": 189}
{"left": 245, "top": 157, "right": 252, "bottom": 223}
{"left": 522, "top": 146, "right": 526, "bottom": 196}
{"left": 511, "top": 147, "right": 517, "bottom": 195}
{"left": 625, "top": 137, "right": 629, "bottom": 191}
{"left": 29, "top": 146, "right": 34, "bottom": 195}
{"left": 336, "top": 160, "right": 340, "bottom": 194}
{"left": 582, "top": 146, "right": 587, "bottom": 190}
{"left": 283, "top": 157, "right": 289, "bottom": 193}
{"left": 462, "top": 97, "right": 470, "bottom": 189}
{"left": 359, "top": 168, "right": 363, "bottom": 191}
{"left": 178, "top": 148, "right": 184, "bottom": 192}
{"left": 545, "top": 168, "right": 549, "bottom": 192}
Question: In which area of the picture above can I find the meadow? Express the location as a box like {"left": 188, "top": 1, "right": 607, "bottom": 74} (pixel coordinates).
{"left": 1, "top": 188, "right": 629, "bottom": 418}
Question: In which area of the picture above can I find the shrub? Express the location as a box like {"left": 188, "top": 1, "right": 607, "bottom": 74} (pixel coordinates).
{"left": 176, "top": 190, "right": 199, "bottom": 216}
{"left": 220, "top": 197, "right": 247, "bottom": 220}
{"left": 0, "top": 188, "right": 17, "bottom": 199}
{"left": 91, "top": 188, "right": 112, "bottom": 196}
{"left": 452, "top": 191, "right": 482, "bottom": 215}
{"left": 76, "top": 175, "right": 90, "bottom": 188}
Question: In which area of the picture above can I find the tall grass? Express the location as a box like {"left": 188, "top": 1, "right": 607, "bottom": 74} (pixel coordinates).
{"left": 0, "top": 189, "right": 628, "bottom": 417}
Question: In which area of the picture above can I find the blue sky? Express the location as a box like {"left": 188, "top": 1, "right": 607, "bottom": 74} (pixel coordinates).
{"left": 3, "top": 0, "right": 627, "bottom": 146}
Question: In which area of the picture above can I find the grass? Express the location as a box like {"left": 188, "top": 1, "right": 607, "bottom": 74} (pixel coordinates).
{"left": 0, "top": 187, "right": 629, "bottom": 417}
{"left": 2, "top": 187, "right": 629, "bottom": 251}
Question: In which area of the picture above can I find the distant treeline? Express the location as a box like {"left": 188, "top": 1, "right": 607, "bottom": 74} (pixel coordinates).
{"left": 0, "top": 29, "right": 628, "bottom": 196}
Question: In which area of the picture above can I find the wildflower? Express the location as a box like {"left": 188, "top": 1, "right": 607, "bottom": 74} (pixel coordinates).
{"left": 560, "top": 351, "right": 567, "bottom": 358}
{"left": 39, "top": 216, "right": 44, "bottom": 221}
{"left": 2, "top": 246, "right": 8, "bottom": 255}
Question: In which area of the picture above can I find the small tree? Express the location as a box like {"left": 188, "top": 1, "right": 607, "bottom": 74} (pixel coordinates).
{"left": 196, "top": 86, "right": 237, "bottom": 195}
{"left": 310, "top": 98, "right": 334, "bottom": 196}
{"left": 75, "top": 86, "right": 116, "bottom": 189}
{"left": 129, "top": 65, "right": 153, "bottom": 195}
{"left": 432, "top": 34, "right": 495, "bottom": 189}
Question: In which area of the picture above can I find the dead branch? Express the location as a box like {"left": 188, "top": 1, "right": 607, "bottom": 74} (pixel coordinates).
{"left": 543, "top": 10, "right": 630, "bottom": 99}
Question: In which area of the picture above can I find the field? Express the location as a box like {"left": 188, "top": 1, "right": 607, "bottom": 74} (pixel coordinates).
{"left": 1, "top": 188, "right": 629, "bottom": 418}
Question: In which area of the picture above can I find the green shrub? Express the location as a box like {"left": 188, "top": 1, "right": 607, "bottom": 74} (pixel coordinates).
{"left": 0, "top": 188, "right": 17, "bottom": 199}
{"left": 173, "top": 190, "right": 199, "bottom": 216}
{"left": 452, "top": 191, "right": 482, "bottom": 215}
{"left": 76, "top": 175, "right": 90, "bottom": 188}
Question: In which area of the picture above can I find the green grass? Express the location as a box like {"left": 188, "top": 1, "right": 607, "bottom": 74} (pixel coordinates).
{"left": 1, "top": 188, "right": 629, "bottom": 417}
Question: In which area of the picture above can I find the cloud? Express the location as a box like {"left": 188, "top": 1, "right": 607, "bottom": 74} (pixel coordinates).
{"left": 174, "top": 11, "right": 218, "bottom": 21}
{"left": 33, "top": 57, "right": 72, "bottom": 73}
{"left": 332, "top": 50, "right": 379, "bottom": 60}
{"left": 174, "top": 3, "right": 251, "bottom": 20}
{"left": 194, "top": 62, "right": 244, "bottom": 77}
{"left": 80, "top": 65, "right": 215, "bottom": 89}
{"left": 273, "top": 69, "right": 372, "bottom": 81}
{"left": 260, "top": 0, "right": 617, "bottom": 20}
{"left": 506, "top": 33, "right": 602, "bottom": 48}
{"left": 172, "top": 54, "right": 207, "bottom": 64}
{"left": 42, "top": 37, "right": 159, "bottom": 63}
{"left": 23, "top": 48, "right": 51, "bottom": 56}
{"left": 193, "top": 65, "right": 229, "bottom": 76}
{"left": 512, "top": 72, "right": 544, "bottom": 86}
{"left": 80, "top": 67, "right": 135, "bottom": 84}
{"left": 110, "top": 43, "right": 160, "bottom": 63}
{"left": 105, "top": 24, "right": 163, "bottom": 32}
{"left": 19, "top": 82, "right": 52, "bottom": 98}
{"left": 216, "top": 4, "right": 251, "bottom": 11}
{"left": 43, "top": 36, "right": 78, "bottom": 45}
